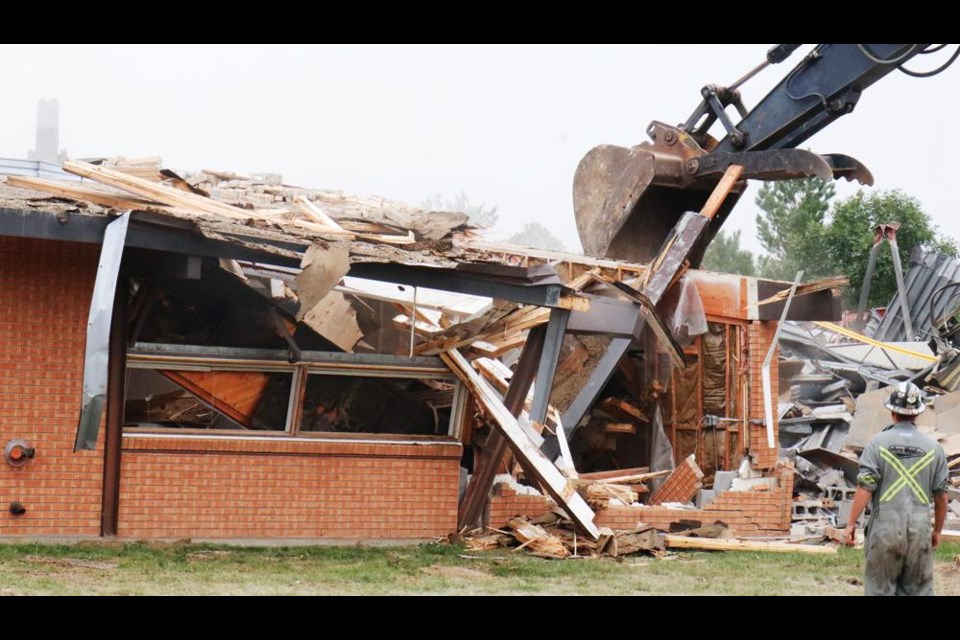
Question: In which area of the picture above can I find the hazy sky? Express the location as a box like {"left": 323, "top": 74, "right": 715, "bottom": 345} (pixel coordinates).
{"left": 0, "top": 44, "right": 955, "bottom": 255}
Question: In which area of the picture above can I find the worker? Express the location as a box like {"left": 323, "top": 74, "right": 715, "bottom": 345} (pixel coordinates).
{"left": 844, "top": 381, "right": 949, "bottom": 595}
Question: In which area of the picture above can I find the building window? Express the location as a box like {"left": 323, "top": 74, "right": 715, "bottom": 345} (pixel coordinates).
{"left": 299, "top": 373, "right": 461, "bottom": 437}
{"left": 123, "top": 346, "right": 464, "bottom": 439}
{"left": 124, "top": 367, "right": 297, "bottom": 433}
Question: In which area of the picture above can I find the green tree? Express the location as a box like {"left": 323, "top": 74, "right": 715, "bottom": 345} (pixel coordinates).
{"left": 702, "top": 230, "right": 756, "bottom": 276}
{"left": 505, "top": 222, "right": 565, "bottom": 252}
{"left": 754, "top": 178, "right": 836, "bottom": 280}
{"left": 421, "top": 191, "right": 499, "bottom": 228}
{"left": 824, "top": 190, "right": 958, "bottom": 308}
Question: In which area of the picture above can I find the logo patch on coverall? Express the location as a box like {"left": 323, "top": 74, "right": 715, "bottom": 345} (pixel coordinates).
{"left": 886, "top": 444, "right": 926, "bottom": 459}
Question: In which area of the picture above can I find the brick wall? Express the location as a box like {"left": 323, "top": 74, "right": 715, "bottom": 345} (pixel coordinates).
{"left": 488, "top": 482, "right": 555, "bottom": 529}
{"left": 118, "top": 436, "right": 462, "bottom": 539}
{"left": 747, "top": 322, "right": 779, "bottom": 470}
{"left": 648, "top": 454, "right": 703, "bottom": 505}
{"left": 0, "top": 236, "right": 103, "bottom": 536}
{"left": 595, "top": 462, "right": 795, "bottom": 536}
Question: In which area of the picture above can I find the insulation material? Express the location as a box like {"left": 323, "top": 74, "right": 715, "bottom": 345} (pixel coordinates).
{"left": 668, "top": 277, "right": 708, "bottom": 344}
{"left": 676, "top": 430, "right": 698, "bottom": 466}
{"left": 649, "top": 405, "right": 676, "bottom": 478}
{"left": 673, "top": 359, "right": 701, "bottom": 425}
{"left": 701, "top": 323, "right": 727, "bottom": 415}
{"left": 699, "top": 426, "right": 722, "bottom": 482}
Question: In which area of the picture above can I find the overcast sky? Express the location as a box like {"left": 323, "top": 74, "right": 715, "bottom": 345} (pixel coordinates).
{"left": 0, "top": 44, "right": 955, "bottom": 255}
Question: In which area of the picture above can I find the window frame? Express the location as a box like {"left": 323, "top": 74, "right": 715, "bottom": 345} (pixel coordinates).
{"left": 124, "top": 343, "right": 466, "bottom": 441}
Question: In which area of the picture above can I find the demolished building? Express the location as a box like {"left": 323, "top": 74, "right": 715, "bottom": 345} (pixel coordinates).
{"left": 0, "top": 158, "right": 845, "bottom": 542}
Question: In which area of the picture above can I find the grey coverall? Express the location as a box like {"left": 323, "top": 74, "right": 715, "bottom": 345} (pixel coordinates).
{"left": 857, "top": 422, "right": 949, "bottom": 596}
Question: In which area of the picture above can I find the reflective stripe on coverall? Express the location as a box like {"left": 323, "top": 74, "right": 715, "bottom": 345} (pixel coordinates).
{"left": 857, "top": 422, "right": 949, "bottom": 596}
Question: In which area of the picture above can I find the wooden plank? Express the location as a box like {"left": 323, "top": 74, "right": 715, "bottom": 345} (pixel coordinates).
{"left": 417, "top": 306, "right": 550, "bottom": 355}
{"left": 294, "top": 195, "right": 346, "bottom": 232}
{"left": 602, "top": 422, "right": 637, "bottom": 434}
{"left": 292, "top": 218, "right": 417, "bottom": 245}
{"left": 577, "top": 470, "right": 671, "bottom": 485}
{"left": 598, "top": 397, "right": 649, "bottom": 423}
{"left": 700, "top": 165, "right": 744, "bottom": 220}
{"left": 444, "top": 348, "right": 599, "bottom": 539}
{"left": 578, "top": 467, "right": 649, "bottom": 481}
{"left": 663, "top": 535, "right": 837, "bottom": 555}
{"left": 63, "top": 159, "right": 259, "bottom": 221}
{"left": 4, "top": 175, "right": 192, "bottom": 215}
{"left": 555, "top": 295, "right": 590, "bottom": 312}
{"left": 756, "top": 276, "right": 849, "bottom": 306}
{"left": 507, "top": 517, "right": 570, "bottom": 558}
{"left": 457, "top": 330, "right": 545, "bottom": 531}
{"left": 290, "top": 218, "right": 355, "bottom": 238}
{"left": 582, "top": 483, "right": 638, "bottom": 507}
{"left": 160, "top": 370, "right": 271, "bottom": 428}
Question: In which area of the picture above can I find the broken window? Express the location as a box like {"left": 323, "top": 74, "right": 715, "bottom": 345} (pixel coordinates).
{"left": 299, "top": 374, "right": 461, "bottom": 436}
{"left": 123, "top": 350, "right": 465, "bottom": 439}
{"left": 124, "top": 367, "right": 295, "bottom": 433}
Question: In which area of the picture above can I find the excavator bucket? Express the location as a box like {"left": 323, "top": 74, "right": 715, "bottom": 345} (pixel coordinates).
{"left": 573, "top": 122, "right": 870, "bottom": 264}
{"left": 573, "top": 140, "right": 740, "bottom": 264}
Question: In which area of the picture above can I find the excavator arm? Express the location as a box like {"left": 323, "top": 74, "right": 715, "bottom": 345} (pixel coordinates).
{"left": 574, "top": 44, "right": 951, "bottom": 263}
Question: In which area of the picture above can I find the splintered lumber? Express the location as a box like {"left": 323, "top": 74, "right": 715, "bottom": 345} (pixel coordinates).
{"left": 471, "top": 333, "right": 527, "bottom": 358}
{"left": 292, "top": 217, "right": 417, "bottom": 245}
{"left": 443, "top": 348, "right": 599, "bottom": 540}
{"left": 465, "top": 533, "right": 512, "bottom": 551}
{"left": 602, "top": 422, "right": 637, "bottom": 434}
{"left": 507, "top": 517, "right": 570, "bottom": 558}
{"left": 415, "top": 270, "right": 597, "bottom": 356}
{"left": 663, "top": 535, "right": 837, "bottom": 555}
{"left": 63, "top": 160, "right": 258, "bottom": 221}
{"left": 700, "top": 164, "right": 744, "bottom": 221}
{"left": 294, "top": 195, "right": 347, "bottom": 232}
{"left": 598, "top": 397, "right": 649, "bottom": 423}
{"left": 578, "top": 467, "right": 649, "bottom": 481}
{"left": 417, "top": 305, "right": 550, "bottom": 355}
{"left": 577, "top": 469, "right": 670, "bottom": 485}
{"left": 582, "top": 483, "right": 638, "bottom": 507}
{"left": 757, "top": 275, "right": 849, "bottom": 306}
{"left": 4, "top": 175, "right": 206, "bottom": 218}
{"left": 555, "top": 295, "right": 590, "bottom": 312}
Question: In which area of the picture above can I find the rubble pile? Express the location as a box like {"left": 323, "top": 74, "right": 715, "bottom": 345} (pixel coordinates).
{"left": 777, "top": 250, "right": 960, "bottom": 538}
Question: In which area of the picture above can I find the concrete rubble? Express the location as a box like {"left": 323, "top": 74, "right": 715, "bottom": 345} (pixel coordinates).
{"left": 777, "top": 249, "right": 960, "bottom": 539}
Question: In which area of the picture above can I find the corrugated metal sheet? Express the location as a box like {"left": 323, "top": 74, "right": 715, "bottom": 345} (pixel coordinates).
{"left": 0, "top": 157, "right": 78, "bottom": 181}
{"left": 873, "top": 248, "right": 960, "bottom": 342}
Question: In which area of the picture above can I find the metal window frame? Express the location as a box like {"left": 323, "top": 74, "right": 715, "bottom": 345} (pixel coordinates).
{"left": 124, "top": 344, "right": 464, "bottom": 440}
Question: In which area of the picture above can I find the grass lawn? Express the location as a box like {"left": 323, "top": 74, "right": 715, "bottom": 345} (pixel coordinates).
{"left": 0, "top": 541, "right": 957, "bottom": 595}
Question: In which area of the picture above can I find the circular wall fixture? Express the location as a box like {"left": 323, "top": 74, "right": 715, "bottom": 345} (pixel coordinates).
{"left": 4, "top": 440, "right": 35, "bottom": 468}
